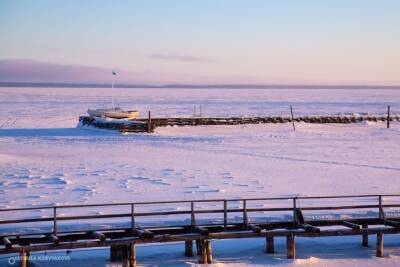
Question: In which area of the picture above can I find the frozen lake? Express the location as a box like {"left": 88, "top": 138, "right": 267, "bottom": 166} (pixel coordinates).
{"left": 1, "top": 87, "right": 400, "bottom": 211}
{"left": 1, "top": 87, "right": 400, "bottom": 129}
{"left": 1, "top": 87, "right": 400, "bottom": 266}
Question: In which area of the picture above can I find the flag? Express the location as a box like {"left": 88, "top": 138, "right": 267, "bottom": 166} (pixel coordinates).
{"left": 112, "top": 71, "right": 117, "bottom": 75}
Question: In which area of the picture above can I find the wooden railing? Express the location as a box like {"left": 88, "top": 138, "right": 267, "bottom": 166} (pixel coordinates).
{"left": 1, "top": 194, "right": 400, "bottom": 266}
{"left": 1, "top": 194, "right": 400, "bottom": 235}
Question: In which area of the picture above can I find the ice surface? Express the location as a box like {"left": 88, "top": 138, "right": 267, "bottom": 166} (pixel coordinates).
{"left": 1, "top": 87, "right": 400, "bottom": 265}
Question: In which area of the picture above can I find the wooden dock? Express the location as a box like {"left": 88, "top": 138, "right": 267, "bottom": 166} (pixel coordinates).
{"left": 79, "top": 114, "right": 400, "bottom": 133}
{"left": 1, "top": 194, "right": 400, "bottom": 266}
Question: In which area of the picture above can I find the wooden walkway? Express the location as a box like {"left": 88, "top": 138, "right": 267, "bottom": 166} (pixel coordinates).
{"left": 1, "top": 194, "right": 400, "bottom": 266}
{"left": 79, "top": 114, "right": 400, "bottom": 133}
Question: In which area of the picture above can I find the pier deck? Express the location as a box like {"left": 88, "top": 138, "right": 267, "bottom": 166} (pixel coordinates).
{"left": 79, "top": 115, "right": 400, "bottom": 133}
{"left": 1, "top": 194, "right": 400, "bottom": 266}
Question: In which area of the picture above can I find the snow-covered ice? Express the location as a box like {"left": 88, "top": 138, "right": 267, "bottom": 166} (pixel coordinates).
{"left": 0, "top": 87, "right": 400, "bottom": 266}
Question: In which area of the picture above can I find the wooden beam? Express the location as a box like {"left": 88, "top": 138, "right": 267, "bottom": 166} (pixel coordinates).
{"left": 147, "top": 111, "right": 152, "bottom": 133}
{"left": 299, "top": 224, "right": 320, "bottom": 233}
{"left": 110, "top": 244, "right": 127, "bottom": 262}
{"left": 247, "top": 224, "right": 262, "bottom": 233}
{"left": 134, "top": 229, "right": 154, "bottom": 239}
{"left": 53, "top": 207, "right": 57, "bottom": 235}
{"left": 191, "top": 201, "right": 196, "bottom": 228}
{"left": 3, "top": 226, "right": 400, "bottom": 256}
{"left": 294, "top": 208, "right": 305, "bottom": 225}
{"left": 196, "top": 240, "right": 202, "bottom": 256}
{"left": 4, "top": 217, "right": 396, "bottom": 246}
{"left": 184, "top": 241, "right": 194, "bottom": 257}
{"left": 286, "top": 233, "right": 296, "bottom": 259}
{"left": 205, "top": 240, "right": 213, "bottom": 264}
{"left": 198, "top": 240, "right": 207, "bottom": 264}
{"left": 376, "top": 232, "right": 383, "bottom": 257}
{"left": 49, "top": 234, "right": 59, "bottom": 245}
{"left": 110, "top": 243, "right": 135, "bottom": 266}
{"left": 379, "top": 195, "right": 385, "bottom": 220}
{"left": 121, "top": 245, "right": 130, "bottom": 267}
{"left": 223, "top": 200, "right": 228, "bottom": 230}
{"left": 362, "top": 223, "right": 368, "bottom": 247}
{"left": 340, "top": 221, "right": 360, "bottom": 230}
{"left": 131, "top": 204, "right": 135, "bottom": 229}
{"left": 292, "top": 199, "right": 297, "bottom": 224}
{"left": 243, "top": 200, "right": 248, "bottom": 225}
{"left": 1, "top": 203, "right": 393, "bottom": 226}
{"left": 194, "top": 226, "right": 209, "bottom": 236}
{"left": 266, "top": 236, "right": 274, "bottom": 254}
{"left": 20, "top": 250, "right": 29, "bottom": 267}
{"left": 129, "top": 242, "right": 137, "bottom": 267}
{"left": 383, "top": 220, "right": 400, "bottom": 228}
{"left": 89, "top": 231, "right": 106, "bottom": 242}
{"left": 2, "top": 237, "right": 12, "bottom": 249}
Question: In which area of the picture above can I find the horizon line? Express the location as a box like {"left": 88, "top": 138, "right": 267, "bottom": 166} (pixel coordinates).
{"left": 0, "top": 82, "right": 399, "bottom": 89}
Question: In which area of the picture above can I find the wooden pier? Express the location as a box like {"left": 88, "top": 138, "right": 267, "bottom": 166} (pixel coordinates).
{"left": 79, "top": 114, "right": 400, "bottom": 133}
{"left": 1, "top": 194, "right": 400, "bottom": 266}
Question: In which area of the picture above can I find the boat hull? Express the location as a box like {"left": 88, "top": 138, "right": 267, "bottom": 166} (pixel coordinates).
{"left": 87, "top": 108, "right": 139, "bottom": 119}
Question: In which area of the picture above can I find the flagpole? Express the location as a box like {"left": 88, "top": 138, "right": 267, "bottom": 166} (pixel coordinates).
{"left": 111, "top": 71, "right": 115, "bottom": 108}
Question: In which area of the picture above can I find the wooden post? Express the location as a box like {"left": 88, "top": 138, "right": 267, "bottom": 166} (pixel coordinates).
{"left": 131, "top": 204, "right": 135, "bottom": 229}
{"left": 243, "top": 199, "right": 248, "bottom": 226}
{"left": 198, "top": 240, "right": 207, "bottom": 263}
{"left": 191, "top": 201, "right": 196, "bottom": 230}
{"left": 196, "top": 240, "right": 202, "bottom": 256}
{"left": 53, "top": 207, "right": 57, "bottom": 235}
{"left": 111, "top": 244, "right": 132, "bottom": 265}
{"left": 293, "top": 198, "right": 297, "bottom": 225}
{"left": 110, "top": 245, "right": 117, "bottom": 261}
{"left": 290, "top": 105, "right": 296, "bottom": 131}
{"left": 376, "top": 232, "right": 384, "bottom": 257}
{"left": 378, "top": 195, "right": 385, "bottom": 220}
{"left": 387, "top": 105, "right": 390, "bottom": 129}
{"left": 122, "top": 245, "right": 131, "bottom": 267}
{"left": 20, "top": 250, "right": 29, "bottom": 267}
{"left": 111, "top": 244, "right": 126, "bottom": 261}
{"left": 193, "top": 105, "right": 196, "bottom": 117}
{"left": 200, "top": 105, "right": 202, "bottom": 117}
{"left": 185, "top": 241, "right": 194, "bottom": 257}
{"left": 266, "top": 236, "right": 274, "bottom": 254}
{"left": 129, "top": 242, "right": 137, "bottom": 267}
{"left": 201, "top": 240, "right": 207, "bottom": 264}
{"left": 147, "top": 111, "right": 152, "bottom": 133}
{"left": 223, "top": 200, "right": 228, "bottom": 230}
{"left": 286, "top": 233, "right": 295, "bottom": 259}
{"left": 362, "top": 223, "right": 368, "bottom": 247}
{"left": 205, "top": 240, "right": 213, "bottom": 264}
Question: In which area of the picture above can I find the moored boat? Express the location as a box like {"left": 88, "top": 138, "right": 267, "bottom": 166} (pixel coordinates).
{"left": 87, "top": 107, "right": 139, "bottom": 119}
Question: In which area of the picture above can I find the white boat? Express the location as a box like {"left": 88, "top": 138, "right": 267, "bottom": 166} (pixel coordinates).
{"left": 87, "top": 107, "right": 139, "bottom": 119}
{"left": 87, "top": 71, "right": 139, "bottom": 120}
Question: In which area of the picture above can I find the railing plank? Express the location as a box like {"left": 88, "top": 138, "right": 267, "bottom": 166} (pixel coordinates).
{"left": 1, "top": 194, "right": 399, "bottom": 212}
{"left": 3, "top": 204, "right": 396, "bottom": 226}
{"left": 339, "top": 221, "right": 360, "bottom": 230}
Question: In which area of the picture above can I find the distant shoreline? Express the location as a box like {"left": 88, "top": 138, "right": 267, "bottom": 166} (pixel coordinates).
{"left": 0, "top": 82, "right": 399, "bottom": 89}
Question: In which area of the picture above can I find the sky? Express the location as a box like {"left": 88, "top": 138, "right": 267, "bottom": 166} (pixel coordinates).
{"left": 0, "top": 0, "right": 399, "bottom": 85}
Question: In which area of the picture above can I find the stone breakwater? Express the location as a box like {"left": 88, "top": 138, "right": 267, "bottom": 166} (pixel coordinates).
{"left": 79, "top": 115, "right": 399, "bottom": 133}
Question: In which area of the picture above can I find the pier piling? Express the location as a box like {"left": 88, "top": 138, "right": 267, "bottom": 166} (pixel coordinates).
{"left": 362, "top": 223, "right": 369, "bottom": 247}
{"left": 286, "top": 234, "right": 296, "bottom": 259}
{"left": 376, "top": 232, "right": 384, "bottom": 257}
{"left": 185, "top": 241, "right": 194, "bottom": 257}
{"left": 266, "top": 236, "right": 274, "bottom": 254}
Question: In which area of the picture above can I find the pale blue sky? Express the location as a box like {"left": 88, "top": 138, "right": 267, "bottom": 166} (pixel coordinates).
{"left": 0, "top": 0, "right": 399, "bottom": 84}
